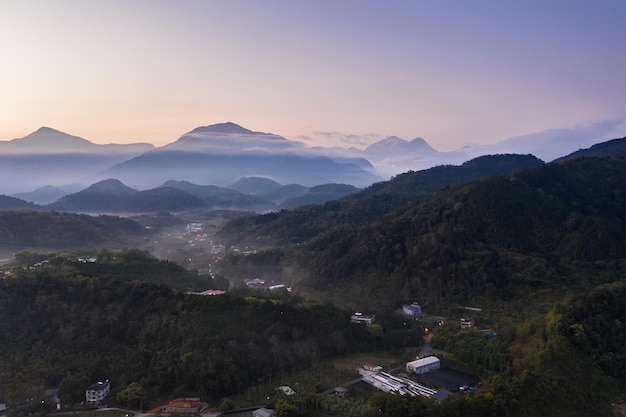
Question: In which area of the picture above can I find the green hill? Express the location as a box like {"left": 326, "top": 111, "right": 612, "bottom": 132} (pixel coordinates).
{"left": 218, "top": 154, "right": 543, "bottom": 246}
{"left": 0, "top": 258, "right": 372, "bottom": 406}
{"left": 215, "top": 157, "right": 626, "bottom": 416}
{"left": 0, "top": 210, "right": 147, "bottom": 250}
{"left": 47, "top": 179, "right": 208, "bottom": 213}
{"left": 291, "top": 157, "right": 626, "bottom": 307}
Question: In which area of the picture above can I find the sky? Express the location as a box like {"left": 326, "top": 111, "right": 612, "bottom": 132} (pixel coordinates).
{"left": 1, "top": 0, "right": 626, "bottom": 150}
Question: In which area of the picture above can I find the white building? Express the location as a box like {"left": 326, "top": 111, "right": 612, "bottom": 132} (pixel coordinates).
{"left": 252, "top": 408, "right": 276, "bottom": 417}
{"left": 85, "top": 381, "right": 110, "bottom": 403}
{"left": 406, "top": 356, "right": 440, "bottom": 374}
{"left": 351, "top": 312, "right": 376, "bottom": 324}
{"left": 402, "top": 303, "right": 422, "bottom": 316}
{"left": 460, "top": 317, "right": 475, "bottom": 329}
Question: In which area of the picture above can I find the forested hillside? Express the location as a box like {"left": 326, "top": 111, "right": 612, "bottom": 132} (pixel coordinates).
{"left": 0, "top": 211, "right": 147, "bottom": 250}
{"left": 215, "top": 157, "right": 626, "bottom": 416}
{"left": 218, "top": 154, "right": 543, "bottom": 246}
{"left": 12, "top": 249, "right": 222, "bottom": 291}
{"left": 0, "top": 256, "right": 376, "bottom": 406}
{"left": 219, "top": 158, "right": 626, "bottom": 308}
{"left": 1, "top": 253, "right": 623, "bottom": 417}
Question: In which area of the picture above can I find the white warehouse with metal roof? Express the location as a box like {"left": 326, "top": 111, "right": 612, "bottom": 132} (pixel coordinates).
{"left": 406, "top": 356, "right": 440, "bottom": 374}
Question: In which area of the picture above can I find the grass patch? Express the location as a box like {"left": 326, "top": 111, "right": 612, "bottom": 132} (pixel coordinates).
{"left": 231, "top": 350, "right": 403, "bottom": 409}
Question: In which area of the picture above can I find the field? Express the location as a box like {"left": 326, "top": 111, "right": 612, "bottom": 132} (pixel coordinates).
{"left": 230, "top": 350, "right": 404, "bottom": 409}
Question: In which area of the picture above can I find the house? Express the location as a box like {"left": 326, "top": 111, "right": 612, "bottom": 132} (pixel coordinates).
{"left": 252, "top": 407, "right": 276, "bottom": 417}
{"left": 277, "top": 385, "right": 296, "bottom": 396}
{"left": 85, "top": 381, "right": 110, "bottom": 403}
{"left": 351, "top": 312, "right": 376, "bottom": 324}
{"left": 162, "top": 398, "right": 208, "bottom": 414}
{"left": 197, "top": 289, "right": 226, "bottom": 296}
{"left": 44, "top": 389, "right": 61, "bottom": 410}
{"left": 402, "top": 303, "right": 422, "bottom": 316}
{"left": 406, "top": 356, "right": 440, "bottom": 374}
{"left": 460, "top": 316, "right": 475, "bottom": 329}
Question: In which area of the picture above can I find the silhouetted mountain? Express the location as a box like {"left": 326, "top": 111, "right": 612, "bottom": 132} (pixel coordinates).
{"left": 186, "top": 121, "right": 256, "bottom": 135}
{"left": 219, "top": 154, "right": 544, "bottom": 246}
{"left": 161, "top": 180, "right": 276, "bottom": 212}
{"left": 11, "top": 185, "right": 68, "bottom": 205}
{"left": 99, "top": 123, "right": 383, "bottom": 189}
{"left": 258, "top": 184, "right": 311, "bottom": 204}
{"left": 358, "top": 135, "right": 469, "bottom": 177}
{"left": 555, "top": 136, "right": 626, "bottom": 161}
{"left": 0, "top": 195, "right": 39, "bottom": 211}
{"left": 279, "top": 183, "right": 360, "bottom": 210}
{"left": 0, "top": 127, "right": 154, "bottom": 154}
{"left": 364, "top": 136, "right": 438, "bottom": 158}
{"left": 229, "top": 177, "right": 284, "bottom": 195}
{"left": 228, "top": 177, "right": 310, "bottom": 204}
{"left": 0, "top": 128, "right": 154, "bottom": 194}
{"left": 46, "top": 179, "right": 207, "bottom": 213}
{"left": 0, "top": 210, "right": 146, "bottom": 249}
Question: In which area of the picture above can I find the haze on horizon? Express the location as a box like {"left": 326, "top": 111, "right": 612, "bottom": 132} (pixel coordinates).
{"left": 1, "top": 0, "right": 626, "bottom": 151}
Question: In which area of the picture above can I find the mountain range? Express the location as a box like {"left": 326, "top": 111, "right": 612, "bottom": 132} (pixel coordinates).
{"left": 3, "top": 122, "right": 623, "bottom": 196}
{"left": 0, "top": 176, "right": 362, "bottom": 215}
{"left": 1, "top": 128, "right": 625, "bottom": 417}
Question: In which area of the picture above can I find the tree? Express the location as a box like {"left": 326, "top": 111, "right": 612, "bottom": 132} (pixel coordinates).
{"left": 218, "top": 397, "right": 234, "bottom": 412}
{"left": 58, "top": 374, "right": 88, "bottom": 406}
{"left": 116, "top": 382, "right": 147, "bottom": 409}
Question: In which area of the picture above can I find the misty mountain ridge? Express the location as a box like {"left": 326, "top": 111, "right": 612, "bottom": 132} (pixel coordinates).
{"left": 163, "top": 122, "right": 301, "bottom": 154}
{"left": 279, "top": 183, "right": 360, "bottom": 210}
{"left": 1, "top": 126, "right": 154, "bottom": 154}
{"left": 91, "top": 122, "right": 381, "bottom": 190}
{"left": 11, "top": 185, "right": 69, "bottom": 205}
{"left": 0, "top": 127, "right": 156, "bottom": 194}
{"left": 2, "top": 121, "right": 625, "bottom": 196}
{"left": 46, "top": 179, "right": 207, "bottom": 213}
{"left": 186, "top": 122, "right": 259, "bottom": 135}
{"left": 218, "top": 153, "right": 546, "bottom": 247}
{"left": 160, "top": 180, "right": 277, "bottom": 211}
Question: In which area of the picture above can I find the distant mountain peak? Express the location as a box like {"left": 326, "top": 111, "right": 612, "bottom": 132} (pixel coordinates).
{"left": 379, "top": 136, "right": 408, "bottom": 145}
{"left": 20, "top": 127, "right": 91, "bottom": 144}
{"left": 187, "top": 122, "right": 255, "bottom": 135}
{"left": 364, "top": 135, "right": 437, "bottom": 155}
{"left": 34, "top": 126, "right": 62, "bottom": 134}
{"left": 83, "top": 179, "right": 137, "bottom": 194}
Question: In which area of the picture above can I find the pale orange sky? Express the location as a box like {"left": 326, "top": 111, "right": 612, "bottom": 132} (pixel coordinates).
{"left": 1, "top": 0, "right": 626, "bottom": 150}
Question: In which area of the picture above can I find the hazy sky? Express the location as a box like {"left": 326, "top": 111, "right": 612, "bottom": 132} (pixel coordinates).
{"left": 1, "top": 0, "right": 625, "bottom": 150}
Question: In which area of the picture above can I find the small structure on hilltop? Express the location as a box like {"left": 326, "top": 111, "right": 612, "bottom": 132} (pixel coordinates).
{"left": 406, "top": 356, "right": 440, "bottom": 374}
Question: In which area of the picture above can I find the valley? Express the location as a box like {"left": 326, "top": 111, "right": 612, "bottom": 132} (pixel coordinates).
{"left": 1, "top": 134, "right": 625, "bottom": 417}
